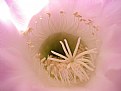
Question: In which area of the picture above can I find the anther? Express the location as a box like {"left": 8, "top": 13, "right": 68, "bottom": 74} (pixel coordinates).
{"left": 35, "top": 53, "right": 41, "bottom": 58}
{"left": 26, "top": 40, "right": 35, "bottom": 48}
{"left": 60, "top": 11, "right": 64, "bottom": 14}
{"left": 22, "top": 27, "right": 32, "bottom": 35}
{"left": 73, "top": 12, "right": 79, "bottom": 17}
{"left": 51, "top": 51, "right": 68, "bottom": 60}
{"left": 46, "top": 12, "right": 51, "bottom": 17}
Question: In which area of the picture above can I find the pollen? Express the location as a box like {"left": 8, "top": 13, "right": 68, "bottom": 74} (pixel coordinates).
{"left": 39, "top": 37, "right": 96, "bottom": 84}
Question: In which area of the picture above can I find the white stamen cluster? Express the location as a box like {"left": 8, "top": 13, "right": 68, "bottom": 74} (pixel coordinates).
{"left": 40, "top": 37, "right": 96, "bottom": 84}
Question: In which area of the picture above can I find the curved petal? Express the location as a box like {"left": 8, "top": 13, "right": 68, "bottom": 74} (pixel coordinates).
{"left": 0, "top": 21, "right": 22, "bottom": 48}
{"left": 0, "top": 48, "right": 44, "bottom": 91}
{"left": 5, "top": 0, "right": 49, "bottom": 31}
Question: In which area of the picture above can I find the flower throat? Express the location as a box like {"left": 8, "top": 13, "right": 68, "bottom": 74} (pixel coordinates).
{"left": 39, "top": 32, "right": 96, "bottom": 85}
{"left": 40, "top": 32, "right": 79, "bottom": 58}
{"left": 23, "top": 11, "right": 99, "bottom": 85}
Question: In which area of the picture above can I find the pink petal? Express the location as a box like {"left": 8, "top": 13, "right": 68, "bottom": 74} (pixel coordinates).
{"left": 0, "top": 48, "right": 42, "bottom": 91}
{"left": 5, "top": 0, "right": 49, "bottom": 31}
{"left": 0, "top": 0, "right": 121, "bottom": 91}
{"left": 0, "top": 21, "right": 21, "bottom": 48}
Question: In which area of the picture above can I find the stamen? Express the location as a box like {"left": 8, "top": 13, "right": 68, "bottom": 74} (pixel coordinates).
{"left": 79, "top": 66, "right": 89, "bottom": 80}
{"left": 76, "top": 61, "right": 94, "bottom": 71}
{"left": 75, "top": 48, "right": 97, "bottom": 59}
{"left": 22, "top": 27, "right": 32, "bottom": 35}
{"left": 59, "top": 71, "right": 64, "bottom": 83}
{"left": 67, "top": 63, "right": 71, "bottom": 69}
{"left": 26, "top": 40, "right": 35, "bottom": 48}
{"left": 73, "top": 37, "right": 81, "bottom": 57}
{"left": 64, "top": 39, "right": 73, "bottom": 57}
{"left": 35, "top": 53, "right": 41, "bottom": 58}
{"left": 46, "top": 12, "right": 51, "bottom": 17}
{"left": 81, "top": 58, "right": 95, "bottom": 68}
{"left": 51, "top": 51, "right": 68, "bottom": 60}
{"left": 53, "top": 66, "right": 59, "bottom": 81}
{"left": 40, "top": 57, "right": 46, "bottom": 63}
{"left": 73, "top": 12, "right": 79, "bottom": 17}
{"left": 60, "top": 11, "right": 64, "bottom": 14}
{"left": 60, "top": 41, "right": 69, "bottom": 57}
{"left": 71, "top": 63, "right": 85, "bottom": 82}
{"left": 48, "top": 57, "right": 66, "bottom": 62}
{"left": 74, "top": 73, "right": 77, "bottom": 83}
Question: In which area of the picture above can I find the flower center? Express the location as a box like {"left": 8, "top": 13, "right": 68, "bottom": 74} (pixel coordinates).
{"left": 40, "top": 32, "right": 78, "bottom": 58}
{"left": 39, "top": 32, "right": 96, "bottom": 85}
{"left": 23, "top": 11, "right": 99, "bottom": 86}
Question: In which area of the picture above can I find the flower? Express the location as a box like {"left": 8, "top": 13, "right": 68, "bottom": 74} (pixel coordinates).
{"left": 0, "top": 0, "right": 121, "bottom": 91}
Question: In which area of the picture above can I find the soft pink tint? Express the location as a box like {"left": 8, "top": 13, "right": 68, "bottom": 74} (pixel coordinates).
{"left": 2, "top": 0, "right": 49, "bottom": 32}
{"left": 0, "top": 0, "right": 121, "bottom": 91}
